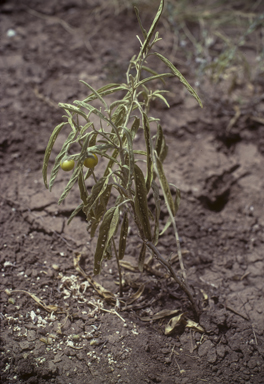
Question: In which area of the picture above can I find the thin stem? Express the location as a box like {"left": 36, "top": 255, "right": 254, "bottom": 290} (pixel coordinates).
{"left": 146, "top": 241, "right": 199, "bottom": 319}
{"left": 172, "top": 220, "right": 187, "bottom": 280}
{"left": 112, "top": 238, "right": 123, "bottom": 297}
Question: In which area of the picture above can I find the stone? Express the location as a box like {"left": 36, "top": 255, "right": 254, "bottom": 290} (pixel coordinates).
{"left": 216, "top": 344, "right": 226, "bottom": 358}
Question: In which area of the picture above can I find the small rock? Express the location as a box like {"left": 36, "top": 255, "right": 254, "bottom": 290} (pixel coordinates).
{"left": 160, "top": 348, "right": 170, "bottom": 354}
{"left": 198, "top": 340, "right": 217, "bottom": 363}
{"left": 216, "top": 344, "right": 226, "bottom": 358}
{"left": 27, "top": 330, "right": 37, "bottom": 342}
{"left": 19, "top": 341, "right": 31, "bottom": 351}
{"left": 207, "top": 350, "right": 217, "bottom": 364}
{"left": 53, "top": 353, "right": 63, "bottom": 363}
{"left": 47, "top": 360, "right": 57, "bottom": 374}
{"left": 198, "top": 340, "right": 214, "bottom": 357}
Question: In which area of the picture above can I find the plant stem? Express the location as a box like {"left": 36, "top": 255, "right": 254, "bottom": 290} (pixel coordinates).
{"left": 146, "top": 241, "right": 199, "bottom": 319}
{"left": 112, "top": 238, "right": 123, "bottom": 297}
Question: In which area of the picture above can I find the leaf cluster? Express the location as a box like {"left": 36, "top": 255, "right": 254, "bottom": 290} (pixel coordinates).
{"left": 42, "top": 0, "right": 202, "bottom": 276}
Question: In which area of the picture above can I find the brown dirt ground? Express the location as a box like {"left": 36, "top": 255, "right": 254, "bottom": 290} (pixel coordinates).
{"left": 1, "top": 1, "right": 264, "bottom": 383}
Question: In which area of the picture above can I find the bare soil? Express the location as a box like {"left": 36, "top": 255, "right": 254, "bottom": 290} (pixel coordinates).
{"left": 1, "top": 1, "right": 264, "bottom": 383}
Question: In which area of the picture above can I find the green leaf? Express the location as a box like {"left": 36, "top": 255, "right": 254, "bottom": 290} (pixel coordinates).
{"left": 142, "top": 66, "right": 166, "bottom": 85}
{"left": 159, "top": 217, "right": 172, "bottom": 236}
{"left": 82, "top": 84, "right": 128, "bottom": 103}
{"left": 134, "top": 164, "right": 152, "bottom": 241}
{"left": 58, "top": 102, "right": 88, "bottom": 119}
{"left": 138, "top": 243, "right": 146, "bottom": 272}
{"left": 130, "top": 117, "right": 140, "bottom": 140}
{"left": 135, "top": 73, "right": 171, "bottom": 88}
{"left": 42, "top": 122, "right": 68, "bottom": 188}
{"left": 83, "top": 176, "right": 110, "bottom": 218}
{"left": 94, "top": 206, "right": 120, "bottom": 275}
{"left": 153, "top": 52, "right": 203, "bottom": 108}
{"left": 111, "top": 104, "right": 127, "bottom": 127}
{"left": 67, "top": 203, "right": 84, "bottom": 225}
{"left": 79, "top": 80, "right": 108, "bottom": 109}
{"left": 90, "top": 184, "right": 112, "bottom": 238}
{"left": 140, "top": 0, "right": 164, "bottom": 55}
{"left": 118, "top": 212, "right": 129, "bottom": 260}
{"left": 134, "top": 6, "right": 147, "bottom": 39}
{"left": 152, "top": 91, "right": 170, "bottom": 108}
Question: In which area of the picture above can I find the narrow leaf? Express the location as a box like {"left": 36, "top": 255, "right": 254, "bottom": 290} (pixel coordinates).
{"left": 42, "top": 122, "right": 68, "bottom": 188}
{"left": 118, "top": 212, "right": 128, "bottom": 260}
{"left": 135, "top": 73, "right": 171, "bottom": 88}
{"left": 153, "top": 52, "right": 203, "bottom": 108}
{"left": 130, "top": 117, "right": 140, "bottom": 140}
{"left": 90, "top": 184, "right": 112, "bottom": 238}
{"left": 58, "top": 102, "right": 88, "bottom": 119}
{"left": 134, "top": 164, "right": 152, "bottom": 241}
{"left": 134, "top": 6, "right": 147, "bottom": 39}
{"left": 142, "top": 65, "right": 166, "bottom": 84}
{"left": 67, "top": 203, "right": 84, "bottom": 225}
{"left": 83, "top": 176, "right": 110, "bottom": 218}
{"left": 94, "top": 207, "right": 120, "bottom": 275}
{"left": 79, "top": 80, "right": 108, "bottom": 109}
{"left": 153, "top": 92, "right": 170, "bottom": 108}
{"left": 82, "top": 84, "right": 128, "bottom": 103}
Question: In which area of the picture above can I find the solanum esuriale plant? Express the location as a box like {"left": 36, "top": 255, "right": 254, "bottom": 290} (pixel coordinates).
{"left": 42, "top": 0, "right": 202, "bottom": 316}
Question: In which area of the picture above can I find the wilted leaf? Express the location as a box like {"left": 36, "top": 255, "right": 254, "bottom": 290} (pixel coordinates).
{"left": 74, "top": 253, "right": 115, "bottom": 301}
{"left": 127, "top": 284, "right": 145, "bottom": 305}
{"left": 119, "top": 260, "right": 138, "bottom": 272}
{"left": 185, "top": 319, "right": 204, "bottom": 333}
{"left": 165, "top": 313, "right": 186, "bottom": 335}
{"left": 140, "top": 308, "right": 181, "bottom": 322}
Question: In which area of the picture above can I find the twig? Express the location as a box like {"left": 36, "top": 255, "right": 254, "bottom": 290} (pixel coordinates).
{"left": 225, "top": 302, "right": 249, "bottom": 321}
